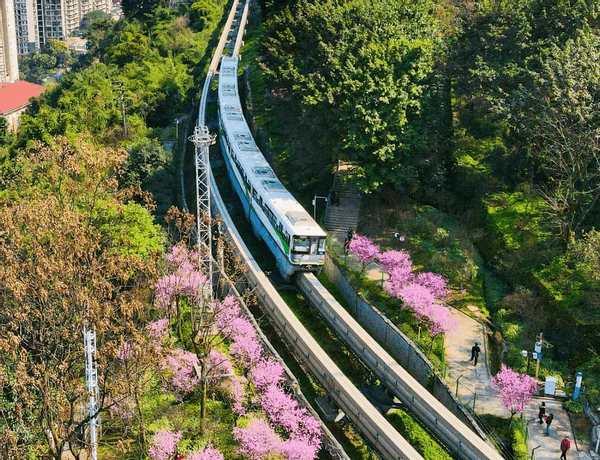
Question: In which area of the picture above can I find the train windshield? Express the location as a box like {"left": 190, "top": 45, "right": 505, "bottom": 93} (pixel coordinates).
{"left": 292, "top": 236, "right": 310, "bottom": 253}
{"left": 292, "top": 236, "right": 326, "bottom": 254}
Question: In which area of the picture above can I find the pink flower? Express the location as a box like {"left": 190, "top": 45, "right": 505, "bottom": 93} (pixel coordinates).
{"left": 492, "top": 365, "right": 538, "bottom": 416}
{"left": 233, "top": 417, "right": 282, "bottom": 460}
{"left": 249, "top": 358, "right": 285, "bottom": 392}
{"left": 148, "top": 429, "right": 183, "bottom": 460}
{"left": 349, "top": 235, "right": 381, "bottom": 274}
{"left": 164, "top": 348, "right": 200, "bottom": 396}
{"left": 187, "top": 445, "right": 224, "bottom": 460}
{"left": 415, "top": 272, "right": 448, "bottom": 299}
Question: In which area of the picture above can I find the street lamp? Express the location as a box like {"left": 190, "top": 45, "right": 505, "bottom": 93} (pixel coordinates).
{"left": 521, "top": 349, "right": 539, "bottom": 375}
{"left": 174, "top": 118, "right": 180, "bottom": 139}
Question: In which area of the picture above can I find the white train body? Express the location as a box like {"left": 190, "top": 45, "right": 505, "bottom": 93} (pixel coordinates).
{"left": 218, "top": 56, "right": 326, "bottom": 279}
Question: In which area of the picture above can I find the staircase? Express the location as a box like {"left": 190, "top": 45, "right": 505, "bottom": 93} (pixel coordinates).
{"left": 324, "top": 164, "right": 362, "bottom": 242}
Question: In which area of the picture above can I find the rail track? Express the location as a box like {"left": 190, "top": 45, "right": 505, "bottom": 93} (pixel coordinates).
{"left": 188, "top": 2, "right": 506, "bottom": 459}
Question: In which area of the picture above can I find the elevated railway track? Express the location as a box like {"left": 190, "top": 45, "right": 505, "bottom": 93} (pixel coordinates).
{"left": 187, "top": 2, "right": 506, "bottom": 459}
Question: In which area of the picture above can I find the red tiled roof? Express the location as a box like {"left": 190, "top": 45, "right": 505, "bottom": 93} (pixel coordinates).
{"left": 0, "top": 81, "right": 47, "bottom": 114}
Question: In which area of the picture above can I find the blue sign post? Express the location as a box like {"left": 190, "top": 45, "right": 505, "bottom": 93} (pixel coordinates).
{"left": 574, "top": 372, "right": 583, "bottom": 400}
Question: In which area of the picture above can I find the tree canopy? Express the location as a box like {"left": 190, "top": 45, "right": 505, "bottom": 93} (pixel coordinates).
{"left": 260, "top": 0, "right": 450, "bottom": 194}
{"left": 0, "top": 136, "right": 164, "bottom": 458}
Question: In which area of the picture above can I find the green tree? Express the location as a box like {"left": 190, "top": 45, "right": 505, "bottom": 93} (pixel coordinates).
{"left": 0, "top": 136, "right": 164, "bottom": 459}
{"left": 45, "top": 39, "right": 71, "bottom": 67}
{"left": 189, "top": 0, "right": 219, "bottom": 31}
{"left": 121, "top": 0, "right": 168, "bottom": 21}
{"left": 19, "top": 53, "right": 56, "bottom": 83}
{"left": 261, "top": 0, "right": 447, "bottom": 193}
{"left": 504, "top": 34, "right": 600, "bottom": 244}
{"left": 0, "top": 116, "right": 10, "bottom": 145}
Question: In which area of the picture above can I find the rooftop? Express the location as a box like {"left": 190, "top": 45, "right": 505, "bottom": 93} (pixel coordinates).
{"left": 0, "top": 81, "right": 47, "bottom": 114}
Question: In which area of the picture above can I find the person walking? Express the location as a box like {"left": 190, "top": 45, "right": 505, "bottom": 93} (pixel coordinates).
{"left": 560, "top": 435, "right": 570, "bottom": 459}
{"left": 470, "top": 342, "right": 481, "bottom": 366}
{"left": 343, "top": 227, "right": 354, "bottom": 253}
{"left": 544, "top": 413, "right": 553, "bottom": 436}
{"left": 538, "top": 401, "right": 546, "bottom": 424}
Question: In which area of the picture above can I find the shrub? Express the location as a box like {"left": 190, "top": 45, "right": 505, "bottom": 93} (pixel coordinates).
{"left": 510, "top": 418, "right": 528, "bottom": 460}
{"left": 387, "top": 409, "right": 452, "bottom": 460}
{"left": 564, "top": 399, "right": 584, "bottom": 415}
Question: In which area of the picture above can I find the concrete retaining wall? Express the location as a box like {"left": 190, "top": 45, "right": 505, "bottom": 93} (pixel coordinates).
{"left": 324, "top": 255, "right": 481, "bottom": 431}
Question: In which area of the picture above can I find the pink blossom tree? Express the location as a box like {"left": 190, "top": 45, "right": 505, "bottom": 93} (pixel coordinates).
{"left": 157, "top": 248, "right": 252, "bottom": 434}
{"left": 233, "top": 417, "right": 282, "bottom": 460}
{"left": 155, "top": 245, "right": 208, "bottom": 342}
{"left": 492, "top": 365, "right": 538, "bottom": 423}
{"left": 187, "top": 445, "right": 225, "bottom": 460}
{"left": 163, "top": 348, "right": 200, "bottom": 398}
{"left": 249, "top": 358, "right": 285, "bottom": 392}
{"left": 148, "top": 429, "right": 183, "bottom": 460}
{"left": 414, "top": 272, "right": 448, "bottom": 299}
{"left": 396, "top": 283, "right": 457, "bottom": 350}
{"left": 379, "top": 250, "right": 413, "bottom": 285}
{"left": 348, "top": 235, "right": 381, "bottom": 275}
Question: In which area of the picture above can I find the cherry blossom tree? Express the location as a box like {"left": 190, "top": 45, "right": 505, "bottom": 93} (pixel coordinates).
{"left": 163, "top": 348, "right": 200, "bottom": 398}
{"left": 348, "top": 234, "right": 381, "bottom": 275}
{"left": 148, "top": 429, "right": 183, "bottom": 460}
{"left": 155, "top": 245, "right": 208, "bottom": 342}
{"left": 233, "top": 417, "right": 282, "bottom": 460}
{"left": 492, "top": 365, "right": 538, "bottom": 423}
{"left": 379, "top": 250, "right": 413, "bottom": 284}
{"left": 187, "top": 445, "right": 224, "bottom": 460}
{"left": 249, "top": 358, "right": 285, "bottom": 392}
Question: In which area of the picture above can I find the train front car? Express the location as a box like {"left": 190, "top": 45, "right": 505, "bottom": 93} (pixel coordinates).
{"left": 218, "top": 56, "right": 326, "bottom": 279}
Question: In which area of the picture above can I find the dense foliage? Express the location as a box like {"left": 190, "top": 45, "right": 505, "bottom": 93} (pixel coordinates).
{"left": 260, "top": 0, "right": 451, "bottom": 195}
{"left": 0, "top": 137, "right": 165, "bottom": 459}
{"left": 256, "top": 0, "right": 600, "bottom": 410}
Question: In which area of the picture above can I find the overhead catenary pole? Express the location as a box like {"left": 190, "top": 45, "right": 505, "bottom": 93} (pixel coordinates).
{"left": 188, "top": 125, "right": 216, "bottom": 331}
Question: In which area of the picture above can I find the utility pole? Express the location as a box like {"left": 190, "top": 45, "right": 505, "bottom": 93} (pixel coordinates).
{"left": 112, "top": 81, "right": 127, "bottom": 138}
{"left": 188, "top": 124, "right": 216, "bottom": 331}
{"left": 83, "top": 325, "right": 100, "bottom": 460}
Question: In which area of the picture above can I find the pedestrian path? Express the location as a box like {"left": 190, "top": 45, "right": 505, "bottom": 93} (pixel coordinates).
{"left": 330, "top": 232, "right": 583, "bottom": 459}
{"left": 444, "top": 308, "right": 511, "bottom": 418}
{"left": 524, "top": 398, "right": 580, "bottom": 459}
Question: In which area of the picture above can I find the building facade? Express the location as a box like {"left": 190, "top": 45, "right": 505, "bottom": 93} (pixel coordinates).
{"left": 0, "top": 80, "right": 46, "bottom": 131}
{"left": 0, "top": 0, "right": 20, "bottom": 81}
{"left": 12, "top": 0, "right": 111, "bottom": 55}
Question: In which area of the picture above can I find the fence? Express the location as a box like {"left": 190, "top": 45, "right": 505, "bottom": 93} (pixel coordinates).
{"left": 323, "top": 253, "right": 488, "bottom": 436}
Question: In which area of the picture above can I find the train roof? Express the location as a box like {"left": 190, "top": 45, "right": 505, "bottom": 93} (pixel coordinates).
{"left": 218, "top": 57, "right": 325, "bottom": 237}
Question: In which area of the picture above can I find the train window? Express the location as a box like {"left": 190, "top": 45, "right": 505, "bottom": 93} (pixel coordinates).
{"left": 318, "top": 237, "right": 326, "bottom": 254}
{"left": 292, "top": 236, "right": 310, "bottom": 253}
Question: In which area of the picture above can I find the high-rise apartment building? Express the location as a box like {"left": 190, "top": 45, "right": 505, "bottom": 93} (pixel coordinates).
{"left": 12, "top": 0, "right": 111, "bottom": 55}
{"left": 0, "top": 0, "right": 19, "bottom": 81}
{"left": 14, "top": 0, "right": 37, "bottom": 54}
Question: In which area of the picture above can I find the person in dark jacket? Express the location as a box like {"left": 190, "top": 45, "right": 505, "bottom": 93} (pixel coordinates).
{"left": 470, "top": 342, "right": 481, "bottom": 365}
{"left": 538, "top": 401, "right": 546, "bottom": 424}
{"left": 545, "top": 413, "right": 554, "bottom": 435}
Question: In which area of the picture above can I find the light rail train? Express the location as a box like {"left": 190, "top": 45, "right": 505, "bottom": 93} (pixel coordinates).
{"left": 204, "top": 13, "right": 502, "bottom": 459}
{"left": 217, "top": 56, "right": 326, "bottom": 279}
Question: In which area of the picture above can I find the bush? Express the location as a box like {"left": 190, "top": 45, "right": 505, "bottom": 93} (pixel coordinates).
{"left": 564, "top": 399, "right": 585, "bottom": 415}
{"left": 387, "top": 410, "right": 453, "bottom": 460}
{"left": 510, "top": 418, "right": 529, "bottom": 460}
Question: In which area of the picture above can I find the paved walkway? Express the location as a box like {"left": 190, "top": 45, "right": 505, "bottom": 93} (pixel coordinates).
{"left": 444, "top": 308, "right": 511, "bottom": 418}
{"left": 333, "top": 238, "right": 584, "bottom": 459}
